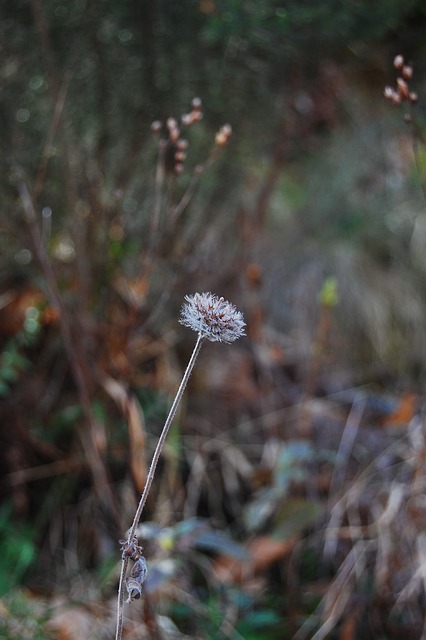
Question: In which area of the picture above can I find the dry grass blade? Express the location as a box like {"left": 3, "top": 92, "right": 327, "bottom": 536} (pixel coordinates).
{"left": 295, "top": 541, "right": 370, "bottom": 640}
{"left": 127, "top": 397, "right": 148, "bottom": 495}
{"left": 102, "top": 376, "right": 147, "bottom": 493}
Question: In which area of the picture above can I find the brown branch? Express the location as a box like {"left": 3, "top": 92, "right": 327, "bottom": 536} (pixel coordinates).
{"left": 16, "top": 169, "right": 120, "bottom": 528}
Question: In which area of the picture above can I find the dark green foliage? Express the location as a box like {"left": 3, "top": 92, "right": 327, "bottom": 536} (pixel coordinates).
{"left": 0, "top": 590, "right": 50, "bottom": 640}
{"left": 0, "top": 505, "right": 36, "bottom": 595}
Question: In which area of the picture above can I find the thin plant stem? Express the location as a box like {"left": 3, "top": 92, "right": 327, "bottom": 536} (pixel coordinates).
{"left": 16, "top": 171, "right": 119, "bottom": 524}
{"left": 168, "top": 145, "right": 221, "bottom": 226}
{"left": 150, "top": 138, "right": 167, "bottom": 240}
{"left": 115, "top": 332, "right": 204, "bottom": 640}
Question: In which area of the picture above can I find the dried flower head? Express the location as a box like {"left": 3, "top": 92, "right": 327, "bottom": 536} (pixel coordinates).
{"left": 384, "top": 55, "right": 417, "bottom": 108}
{"left": 180, "top": 292, "right": 246, "bottom": 343}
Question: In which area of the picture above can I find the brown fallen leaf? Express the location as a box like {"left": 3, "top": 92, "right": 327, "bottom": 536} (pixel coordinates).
{"left": 382, "top": 392, "right": 418, "bottom": 427}
{"left": 212, "top": 535, "right": 295, "bottom": 585}
{"left": 45, "top": 604, "right": 96, "bottom": 640}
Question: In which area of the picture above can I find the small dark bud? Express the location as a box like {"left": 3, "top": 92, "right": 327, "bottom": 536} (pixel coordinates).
{"left": 246, "top": 263, "right": 262, "bottom": 288}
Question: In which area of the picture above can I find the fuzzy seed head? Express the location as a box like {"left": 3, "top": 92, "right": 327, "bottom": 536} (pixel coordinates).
{"left": 180, "top": 292, "right": 246, "bottom": 343}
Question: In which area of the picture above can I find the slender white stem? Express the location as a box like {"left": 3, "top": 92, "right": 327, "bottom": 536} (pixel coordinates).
{"left": 115, "top": 333, "right": 204, "bottom": 640}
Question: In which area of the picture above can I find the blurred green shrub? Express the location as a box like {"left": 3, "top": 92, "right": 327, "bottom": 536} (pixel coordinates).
{"left": 0, "top": 504, "right": 37, "bottom": 596}
{"left": 0, "top": 590, "right": 50, "bottom": 640}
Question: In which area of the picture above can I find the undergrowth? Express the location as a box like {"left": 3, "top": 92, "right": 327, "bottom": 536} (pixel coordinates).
{"left": 1, "top": 7, "right": 426, "bottom": 637}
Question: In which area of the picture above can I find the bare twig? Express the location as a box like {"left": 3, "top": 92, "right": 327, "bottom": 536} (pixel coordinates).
{"left": 168, "top": 145, "right": 221, "bottom": 226}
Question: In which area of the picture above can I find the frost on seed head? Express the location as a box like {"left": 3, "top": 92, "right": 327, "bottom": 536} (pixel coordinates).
{"left": 180, "top": 292, "right": 246, "bottom": 343}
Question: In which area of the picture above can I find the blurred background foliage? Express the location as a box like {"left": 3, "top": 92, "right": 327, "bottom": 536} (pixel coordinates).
{"left": 2, "top": 0, "right": 426, "bottom": 638}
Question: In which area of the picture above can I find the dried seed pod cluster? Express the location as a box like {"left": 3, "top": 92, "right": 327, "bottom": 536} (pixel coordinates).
{"left": 150, "top": 98, "right": 202, "bottom": 175}
{"left": 181, "top": 96, "right": 203, "bottom": 126}
{"left": 384, "top": 54, "right": 418, "bottom": 107}
{"left": 120, "top": 534, "right": 148, "bottom": 602}
{"left": 150, "top": 97, "right": 232, "bottom": 175}
{"left": 165, "top": 116, "right": 187, "bottom": 175}
{"left": 125, "top": 557, "right": 148, "bottom": 603}
{"left": 119, "top": 534, "right": 144, "bottom": 561}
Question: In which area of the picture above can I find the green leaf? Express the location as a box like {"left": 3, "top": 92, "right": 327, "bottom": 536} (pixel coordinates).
{"left": 271, "top": 499, "right": 323, "bottom": 541}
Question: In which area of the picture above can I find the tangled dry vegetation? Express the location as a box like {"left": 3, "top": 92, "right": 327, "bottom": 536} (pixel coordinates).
{"left": 1, "top": 56, "right": 426, "bottom": 640}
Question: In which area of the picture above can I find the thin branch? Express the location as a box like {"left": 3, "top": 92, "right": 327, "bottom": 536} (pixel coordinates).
{"left": 16, "top": 169, "right": 119, "bottom": 526}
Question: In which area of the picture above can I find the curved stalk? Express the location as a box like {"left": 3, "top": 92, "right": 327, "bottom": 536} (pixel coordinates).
{"left": 115, "top": 333, "right": 204, "bottom": 640}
